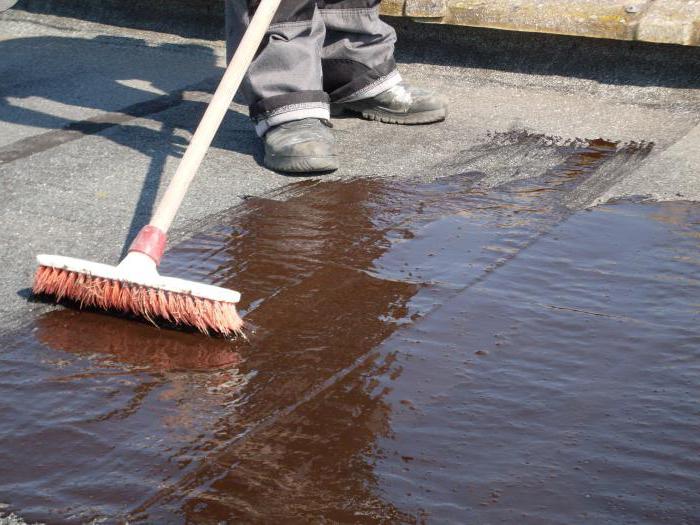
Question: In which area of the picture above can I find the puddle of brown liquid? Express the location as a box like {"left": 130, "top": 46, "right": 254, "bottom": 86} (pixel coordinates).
{"left": 2, "top": 136, "right": 698, "bottom": 523}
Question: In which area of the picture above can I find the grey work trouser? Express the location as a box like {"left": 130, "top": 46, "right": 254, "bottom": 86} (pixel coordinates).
{"left": 225, "top": 0, "right": 401, "bottom": 135}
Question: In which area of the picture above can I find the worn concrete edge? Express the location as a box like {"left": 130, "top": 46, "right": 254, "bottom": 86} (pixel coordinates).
{"left": 381, "top": 0, "right": 700, "bottom": 46}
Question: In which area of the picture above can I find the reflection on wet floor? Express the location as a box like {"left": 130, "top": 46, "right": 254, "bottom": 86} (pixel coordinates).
{"left": 1, "top": 136, "right": 698, "bottom": 523}
{"left": 36, "top": 311, "right": 241, "bottom": 372}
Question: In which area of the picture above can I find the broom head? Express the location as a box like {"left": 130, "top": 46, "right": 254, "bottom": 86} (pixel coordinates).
{"left": 33, "top": 254, "right": 243, "bottom": 337}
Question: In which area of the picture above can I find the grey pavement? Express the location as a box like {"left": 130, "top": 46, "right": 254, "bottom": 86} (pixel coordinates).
{"left": 0, "top": 9, "right": 699, "bottom": 332}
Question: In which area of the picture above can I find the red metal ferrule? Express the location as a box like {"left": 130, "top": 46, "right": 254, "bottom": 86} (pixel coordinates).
{"left": 128, "top": 225, "right": 167, "bottom": 265}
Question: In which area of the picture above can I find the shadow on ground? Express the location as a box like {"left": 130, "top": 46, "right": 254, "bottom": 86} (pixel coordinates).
{"left": 0, "top": 34, "right": 260, "bottom": 252}
{"left": 391, "top": 20, "right": 700, "bottom": 91}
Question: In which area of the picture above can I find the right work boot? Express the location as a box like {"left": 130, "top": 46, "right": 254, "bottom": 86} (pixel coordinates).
{"left": 263, "top": 118, "right": 339, "bottom": 174}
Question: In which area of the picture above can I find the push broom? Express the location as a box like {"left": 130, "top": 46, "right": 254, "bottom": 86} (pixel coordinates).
{"left": 32, "top": 0, "right": 282, "bottom": 336}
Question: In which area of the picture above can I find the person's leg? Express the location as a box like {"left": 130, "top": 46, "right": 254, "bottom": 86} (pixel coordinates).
{"left": 225, "top": 0, "right": 338, "bottom": 172}
{"left": 226, "top": 0, "right": 327, "bottom": 134}
{"left": 320, "top": 0, "right": 447, "bottom": 124}
{"left": 319, "top": 0, "right": 400, "bottom": 102}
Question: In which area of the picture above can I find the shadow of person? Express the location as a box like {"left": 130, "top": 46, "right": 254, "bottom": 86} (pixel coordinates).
{"left": 0, "top": 33, "right": 261, "bottom": 252}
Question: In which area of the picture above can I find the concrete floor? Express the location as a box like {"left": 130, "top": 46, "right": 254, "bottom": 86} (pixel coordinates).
{"left": 0, "top": 9, "right": 699, "bottom": 332}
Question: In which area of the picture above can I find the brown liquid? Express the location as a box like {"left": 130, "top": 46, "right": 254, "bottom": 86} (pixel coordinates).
{"left": 1, "top": 137, "right": 698, "bottom": 523}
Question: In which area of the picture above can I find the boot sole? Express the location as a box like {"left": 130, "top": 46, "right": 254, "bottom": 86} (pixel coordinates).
{"left": 264, "top": 154, "right": 339, "bottom": 174}
{"left": 332, "top": 106, "right": 447, "bottom": 125}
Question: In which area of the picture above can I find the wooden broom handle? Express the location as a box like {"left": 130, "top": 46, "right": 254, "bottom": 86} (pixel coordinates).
{"left": 149, "top": 0, "right": 281, "bottom": 233}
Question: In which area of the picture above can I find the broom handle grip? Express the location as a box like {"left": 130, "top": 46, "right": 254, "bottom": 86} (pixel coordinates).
{"left": 149, "top": 0, "right": 281, "bottom": 233}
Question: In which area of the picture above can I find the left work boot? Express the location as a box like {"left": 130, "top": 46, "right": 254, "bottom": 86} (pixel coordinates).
{"left": 331, "top": 82, "right": 447, "bottom": 125}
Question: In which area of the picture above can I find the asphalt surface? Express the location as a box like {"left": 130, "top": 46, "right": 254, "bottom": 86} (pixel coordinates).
{"left": 0, "top": 9, "right": 699, "bottom": 332}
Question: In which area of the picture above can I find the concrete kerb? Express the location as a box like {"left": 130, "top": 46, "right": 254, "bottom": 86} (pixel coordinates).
{"left": 638, "top": 0, "right": 700, "bottom": 45}
{"left": 381, "top": 0, "right": 700, "bottom": 46}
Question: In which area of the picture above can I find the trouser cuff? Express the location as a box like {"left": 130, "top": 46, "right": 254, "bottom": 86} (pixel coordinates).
{"left": 335, "top": 69, "right": 402, "bottom": 103}
{"left": 251, "top": 91, "right": 330, "bottom": 136}
{"left": 324, "top": 57, "right": 402, "bottom": 103}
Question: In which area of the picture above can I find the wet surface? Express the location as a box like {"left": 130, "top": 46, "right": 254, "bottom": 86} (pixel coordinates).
{"left": 1, "top": 136, "right": 699, "bottom": 523}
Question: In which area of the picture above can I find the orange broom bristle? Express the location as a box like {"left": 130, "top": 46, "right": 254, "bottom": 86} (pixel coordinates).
{"left": 33, "top": 265, "right": 244, "bottom": 337}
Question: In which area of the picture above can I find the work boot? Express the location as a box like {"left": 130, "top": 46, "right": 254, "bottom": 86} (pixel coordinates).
{"left": 332, "top": 82, "right": 447, "bottom": 125}
{"left": 263, "top": 118, "right": 339, "bottom": 173}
